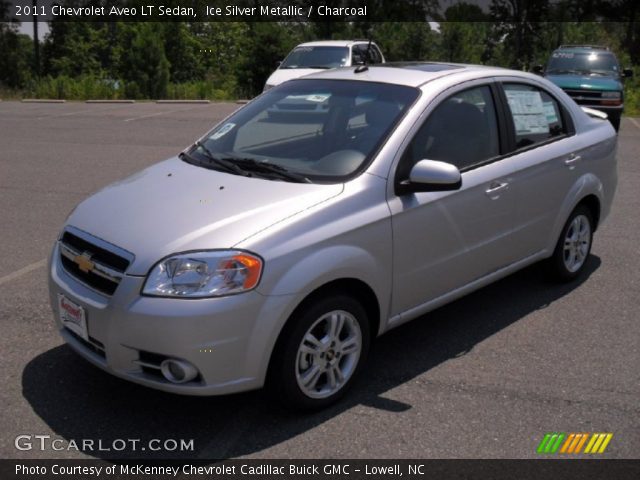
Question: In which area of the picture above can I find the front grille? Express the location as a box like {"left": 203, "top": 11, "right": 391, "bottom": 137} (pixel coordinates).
{"left": 61, "top": 232, "right": 130, "bottom": 271}
{"left": 59, "top": 230, "right": 131, "bottom": 296}
{"left": 563, "top": 89, "right": 605, "bottom": 106}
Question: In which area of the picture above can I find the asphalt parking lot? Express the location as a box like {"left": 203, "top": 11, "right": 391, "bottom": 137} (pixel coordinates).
{"left": 0, "top": 101, "right": 638, "bottom": 460}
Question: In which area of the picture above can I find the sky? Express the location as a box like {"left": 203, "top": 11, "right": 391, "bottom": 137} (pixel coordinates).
{"left": 18, "top": 21, "right": 48, "bottom": 39}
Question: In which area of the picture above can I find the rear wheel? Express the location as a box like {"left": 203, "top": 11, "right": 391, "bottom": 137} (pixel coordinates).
{"left": 547, "top": 205, "right": 593, "bottom": 282}
{"left": 268, "top": 294, "right": 370, "bottom": 410}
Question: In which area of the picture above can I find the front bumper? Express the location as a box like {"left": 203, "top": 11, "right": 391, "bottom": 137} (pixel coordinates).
{"left": 48, "top": 242, "right": 295, "bottom": 396}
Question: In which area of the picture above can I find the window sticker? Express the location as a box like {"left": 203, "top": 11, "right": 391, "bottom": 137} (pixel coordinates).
{"left": 306, "top": 94, "right": 331, "bottom": 103}
{"left": 210, "top": 123, "right": 235, "bottom": 140}
{"left": 542, "top": 101, "right": 559, "bottom": 124}
{"left": 505, "top": 90, "right": 550, "bottom": 135}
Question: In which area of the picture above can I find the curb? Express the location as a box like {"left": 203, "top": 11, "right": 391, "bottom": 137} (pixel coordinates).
{"left": 21, "top": 99, "right": 66, "bottom": 103}
{"left": 236, "top": 100, "right": 250, "bottom": 104}
{"left": 156, "top": 100, "right": 210, "bottom": 104}
{"left": 86, "top": 99, "right": 136, "bottom": 104}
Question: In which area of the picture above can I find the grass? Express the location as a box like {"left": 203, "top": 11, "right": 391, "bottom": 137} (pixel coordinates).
{"left": 1, "top": 75, "right": 237, "bottom": 101}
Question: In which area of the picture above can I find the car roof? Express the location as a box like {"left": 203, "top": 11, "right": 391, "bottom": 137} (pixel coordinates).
{"left": 298, "top": 62, "right": 512, "bottom": 88}
{"left": 297, "top": 40, "right": 377, "bottom": 48}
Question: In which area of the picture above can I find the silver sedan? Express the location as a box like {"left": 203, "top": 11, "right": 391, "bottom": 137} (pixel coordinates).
{"left": 48, "top": 63, "right": 617, "bottom": 409}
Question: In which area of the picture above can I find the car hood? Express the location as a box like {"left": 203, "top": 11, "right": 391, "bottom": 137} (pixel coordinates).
{"left": 66, "top": 157, "right": 343, "bottom": 275}
{"left": 545, "top": 74, "right": 622, "bottom": 91}
{"left": 266, "top": 68, "right": 328, "bottom": 86}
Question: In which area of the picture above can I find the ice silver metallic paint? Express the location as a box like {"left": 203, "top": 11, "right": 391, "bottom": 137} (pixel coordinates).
{"left": 48, "top": 64, "right": 617, "bottom": 397}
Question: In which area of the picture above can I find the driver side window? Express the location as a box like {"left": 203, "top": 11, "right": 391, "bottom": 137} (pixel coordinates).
{"left": 397, "top": 85, "right": 500, "bottom": 181}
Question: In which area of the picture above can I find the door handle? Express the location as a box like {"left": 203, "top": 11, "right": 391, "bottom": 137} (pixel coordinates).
{"left": 485, "top": 181, "right": 509, "bottom": 196}
{"left": 564, "top": 154, "right": 582, "bottom": 166}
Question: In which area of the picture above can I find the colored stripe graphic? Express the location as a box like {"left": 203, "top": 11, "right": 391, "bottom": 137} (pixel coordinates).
{"left": 537, "top": 433, "right": 566, "bottom": 454}
{"left": 574, "top": 433, "right": 589, "bottom": 453}
{"left": 537, "top": 433, "right": 552, "bottom": 453}
{"left": 585, "top": 433, "right": 614, "bottom": 454}
{"left": 560, "top": 434, "right": 575, "bottom": 453}
{"left": 538, "top": 433, "right": 612, "bottom": 454}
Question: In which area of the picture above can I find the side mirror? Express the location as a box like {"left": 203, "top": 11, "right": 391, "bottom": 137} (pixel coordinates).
{"left": 622, "top": 68, "right": 633, "bottom": 78}
{"left": 532, "top": 65, "right": 544, "bottom": 75}
{"left": 398, "top": 160, "right": 462, "bottom": 194}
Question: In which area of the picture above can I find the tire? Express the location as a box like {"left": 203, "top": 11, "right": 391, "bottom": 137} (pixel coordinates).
{"left": 267, "top": 294, "right": 370, "bottom": 410}
{"left": 547, "top": 205, "right": 594, "bottom": 282}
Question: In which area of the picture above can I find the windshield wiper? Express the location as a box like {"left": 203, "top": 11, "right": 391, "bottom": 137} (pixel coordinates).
{"left": 305, "top": 65, "right": 332, "bottom": 69}
{"left": 192, "top": 141, "right": 249, "bottom": 176}
{"left": 227, "top": 156, "right": 311, "bottom": 183}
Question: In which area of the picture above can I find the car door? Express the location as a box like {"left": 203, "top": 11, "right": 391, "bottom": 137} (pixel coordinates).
{"left": 495, "top": 80, "right": 579, "bottom": 258}
{"left": 388, "top": 82, "right": 524, "bottom": 317}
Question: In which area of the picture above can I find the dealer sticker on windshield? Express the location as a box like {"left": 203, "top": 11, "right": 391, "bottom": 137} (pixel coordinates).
{"left": 210, "top": 123, "right": 235, "bottom": 140}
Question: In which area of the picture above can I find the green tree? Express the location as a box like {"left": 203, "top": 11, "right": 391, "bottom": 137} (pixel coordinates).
{"left": 0, "top": 1, "right": 32, "bottom": 88}
{"left": 372, "top": 22, "right": 438, "bottom": 61}
{"left": 236, "top": 22, "right": 300, "bottom": 97}
{"left": 42, "top": 21, "right": 108, "bottom": 77}
{"left": 489, "top": 0, "right": 550, "bottom": 70}
{"left": 439, "top": 3, "right": 492, "bottom": 64}
{"left": 119, "top": 24, "right": 170, "bottom": 98}
{"left": 162, "top": 22, "right": 204, "bottom": 83}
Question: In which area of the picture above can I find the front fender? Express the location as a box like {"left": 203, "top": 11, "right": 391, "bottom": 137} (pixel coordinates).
{"left": 246, "top": 244, "right": 391, "bottom": 385}
{"left": 266, "top": 244, "right": 389, "bottom": 302}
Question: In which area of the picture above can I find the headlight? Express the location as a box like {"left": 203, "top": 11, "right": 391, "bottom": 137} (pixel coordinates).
{"left": 601, "top": 91, "right": 621, "bottom": 99}
{"left": 142, "top": 250, "right": 263, "bottom": 298}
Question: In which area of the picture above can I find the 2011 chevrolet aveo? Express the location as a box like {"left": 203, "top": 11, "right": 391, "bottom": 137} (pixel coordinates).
{"left": 49, "top": 63, "right": 617, "bottom": 410}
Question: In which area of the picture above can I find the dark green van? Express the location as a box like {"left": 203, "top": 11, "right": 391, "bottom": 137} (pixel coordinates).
{"left": 535, "top": 45, "right": 633, "bottom": 131}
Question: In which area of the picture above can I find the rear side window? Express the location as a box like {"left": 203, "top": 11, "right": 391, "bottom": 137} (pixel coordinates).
{"left": 503, "top": 83, "right": 566, "bottom": 149}
{"left": 399, "top": 85, "right": 500, "bottom": 177}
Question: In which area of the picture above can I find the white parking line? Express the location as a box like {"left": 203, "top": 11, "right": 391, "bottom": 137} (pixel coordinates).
{"left": 123, "top": 110, "right": 173, "bottom": 122}
{"left": 0, "top": 259, "right": 46, "bottom": 286}
{"left": 628, "top": 117, "right": 640, "bottom": 129}
{"left": 37, "top": 104, "right": 123, "bottom": 120}
{"left": 123, "top": 105, "right": 208, "bottom": 122}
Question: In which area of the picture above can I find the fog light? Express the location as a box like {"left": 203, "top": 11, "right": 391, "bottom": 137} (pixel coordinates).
{"left": 160, "top": 359, "right": 198, "bottom": 383}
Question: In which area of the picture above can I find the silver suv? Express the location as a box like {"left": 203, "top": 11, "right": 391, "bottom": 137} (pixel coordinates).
{"left": 49, "top": 63, "right": 617, "bottom": 409}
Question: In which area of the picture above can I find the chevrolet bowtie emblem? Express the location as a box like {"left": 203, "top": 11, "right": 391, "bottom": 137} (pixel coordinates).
{"left": 73, "top": 252, "right": 95, "bottom": 273}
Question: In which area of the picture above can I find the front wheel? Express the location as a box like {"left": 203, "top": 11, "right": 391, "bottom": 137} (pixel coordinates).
{"left": 547, "top": 205, "right": 594, "bottom": 282}
{"left": 268, "top": 294, "right": 370, "bottom": 410}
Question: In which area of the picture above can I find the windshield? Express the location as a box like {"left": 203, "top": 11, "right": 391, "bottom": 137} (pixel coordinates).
{"left": 280, "top": 46, "right": 350, "bottom": 69}
{"left": 546, "top": 51, "right": 620, "bottom": 76}
{"left": 189, "top": 79, "right": 419, "bottom": 183}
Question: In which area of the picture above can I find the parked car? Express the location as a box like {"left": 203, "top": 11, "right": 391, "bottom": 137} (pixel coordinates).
{"left": 263, "top": 40, "right": 385, "bottom": 91}
{"left": 534, "top": 45, "right": 633, "bottom": 131}
{"left": 49, "top": 62, "right": 617, "bottom": 410}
